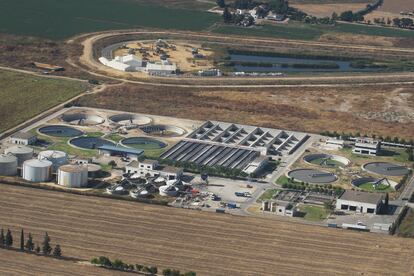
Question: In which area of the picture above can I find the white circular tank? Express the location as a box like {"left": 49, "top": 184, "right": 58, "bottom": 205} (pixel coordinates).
{"left": 58, "top": 165, "right": 88, "bottom": 188}
{"left": 5, "top": 146, "right": 34, "bottom": 166}
{"left": 38, "top": 150, "right": 68, "bottom": 171}
{"left": 0, "top": 154, "right": 18, "bottom": 176}
{"left": 22, "top": 159, "right": 52, "bottom": 182}
{"left": 159, "top": 185, "right": 179, "bottom": 197}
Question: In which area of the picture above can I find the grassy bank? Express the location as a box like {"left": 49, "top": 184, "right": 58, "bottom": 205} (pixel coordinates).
{"left": 0, "top": 69, "right": 87, "bottom": 133}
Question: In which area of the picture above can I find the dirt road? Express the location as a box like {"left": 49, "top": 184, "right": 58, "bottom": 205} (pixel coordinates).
{"left": 0, "top": 184, "right": 413, "bottom": 275}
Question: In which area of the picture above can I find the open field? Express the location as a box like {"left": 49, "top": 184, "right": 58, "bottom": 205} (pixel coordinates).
{"left": 0, "top": 184, "right": 413, "bottom": 275}
{"left": 77, "top": 83, "right": 414, "bottom": 140}
{"left": 0, "top": 249, "right": 133, "bottom": 276}
{"left": 0, "top": 69, "right": 87, "bottom": 133}
{"left": 0, "top": 0, "right": 219, "bottom": 40}
{"left": 291, "top": 3, "right": 367, "bottom": 17}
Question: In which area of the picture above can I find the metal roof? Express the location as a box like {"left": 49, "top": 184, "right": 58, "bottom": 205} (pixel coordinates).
{"left": 98, "top": 145, "right": 143, "bottom": 155}
{"left": 11, "top": 132, "right": 36, "bottom": 140}
{"left": 339, "top": 190, "right": 383, "bottom": 205}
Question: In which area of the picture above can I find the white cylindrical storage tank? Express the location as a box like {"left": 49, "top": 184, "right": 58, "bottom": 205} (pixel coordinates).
{"left": 0, "top": 154, "right": 18, "bottom": 176}
{"left": 22, "top": 159, "right": 52, "bottom": 182}
{"left": 5, "top": 146, "right": 34, "bottom": 166}
{"left": 58, "top": 165, "right": 88, "bottom": 188}
{"left": 38, "top": 150, "right": 68, "bottom": 172}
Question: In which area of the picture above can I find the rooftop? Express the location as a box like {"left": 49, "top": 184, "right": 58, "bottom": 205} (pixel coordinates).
{"left": 339, "top": 190, "right": 383, "bottom": 205}
{"left": 11, "top": 132, "right": 36, "bottom": 140}
{"left": 98, "top": 145, "right": 143, "bottom": 155}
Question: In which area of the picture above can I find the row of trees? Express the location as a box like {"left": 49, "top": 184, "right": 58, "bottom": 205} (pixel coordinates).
{"left": 0, "top": 228, "right": 61, "bottom": 257}
{"left": 281, "top": 179, "right": 345, "bottom": 196}
{"left": 337, "top": 0, "right": 383, "bottom": 22}
{"left": 91, "top": 256, "right": 196, "bottom": 275}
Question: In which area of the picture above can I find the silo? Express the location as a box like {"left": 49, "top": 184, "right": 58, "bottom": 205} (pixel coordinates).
{"left": 5, "top": 146, "right": 34, "bottom": 166}
{"left": 38, "top": 150, "right": 68, "bottom": 172}
{"left": 0, "top": 154, "right": 18, "bottom": 176}
{"left": 22, "top": 159, "right": 52, "bottom": 182}
{"left": 57, "top": 164, "right": 88, "bottom": 188}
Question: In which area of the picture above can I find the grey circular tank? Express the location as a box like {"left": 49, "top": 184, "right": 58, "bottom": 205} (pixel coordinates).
{"left": 38, "top": 150, "right": 68, "bottom": 172}
{"left": 0, "top": 154, "right": 18, "bottom": 176}
{"left": 5, "top": 146, "right": 34, "bottom": 166}
{"left": 22, "top": 159, "right": 52, "bottom": 182}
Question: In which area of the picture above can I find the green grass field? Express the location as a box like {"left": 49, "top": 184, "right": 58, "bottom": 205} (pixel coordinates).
{"left": 0, "top": 0, "right": 219, "bottom": 40}
{"left": 358, "top": 182, "right": 394, "bottom": 192}
{"left": 213, "top": 22, "right": 414, "bottom": 40}
{"left": 298, "top": 204, "right": 330, "bottom": 221}
{"left": 0, "top": 70, "right": 87, "bottom": 133}
{"left": 257, "top": 189, "right": 280, "bottom": 202}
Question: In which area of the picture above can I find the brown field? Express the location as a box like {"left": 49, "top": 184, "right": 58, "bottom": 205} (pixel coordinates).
{"left": 0, "top": 249, "right": 133, "bottom": 276}
{"left": 76, "top": 83, "right": 414, "bottom": 140}
{"left": 378, "top": 0, "right": 414, "bottom": 14}
{"left": 291, "top": 3, "right": 367, "bottom": 17}
{"left": 0, "top": 184, "right": 414, "bottom": 275}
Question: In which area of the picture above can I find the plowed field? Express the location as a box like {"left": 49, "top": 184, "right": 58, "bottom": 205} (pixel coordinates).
{"left": 0, "top": 184, "right": 413, "bottom": 275}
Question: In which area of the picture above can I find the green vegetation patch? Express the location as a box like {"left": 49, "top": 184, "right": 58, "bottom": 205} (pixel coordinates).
{"left": 0, "top": 70, "right": 86, "bottom": 133}
{"left": 257, "top": 189, "right": 280, "bottom": 202}
{"left": 397, "top": 208, "right": 414, "bottom": 238}
{"left": 0, "top": 0, "right": 219, "bottom": 40}
{"left": 358, "top": 182, "right": 394, "bottom": 192}
{"left": 276, "top": 175, "right": 291, "bottom": 185}
{"left": 298, "top": 204, "right": 330, "bottom": 221}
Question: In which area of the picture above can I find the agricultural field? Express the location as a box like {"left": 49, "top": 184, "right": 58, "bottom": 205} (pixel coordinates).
{"left": 0, "top": 70, "right": 87, "bottom": 134}
{"left": 77, "top": 83, "right": 414, "bottom": 140}
{"left": 0, "top": 0, "right": 219, "bottom": 40}
{"left": 0, "top": 184, "right": 413, "bottom": 275}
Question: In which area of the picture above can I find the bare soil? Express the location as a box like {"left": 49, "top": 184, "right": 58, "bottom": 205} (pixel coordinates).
{"left": 291, "top": 3, "right": 367, "bottom": 17}
{"left": 0, "top": 184, "right": 413, "bottom": 275}
{"left": 76, "top": 83, "right": 414, "bottom": 140}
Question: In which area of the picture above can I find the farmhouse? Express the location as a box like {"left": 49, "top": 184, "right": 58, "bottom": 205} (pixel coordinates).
{"left": 125, "top": 159, "right": 183, "bottom": 180}
{"left": 9, "top": 132, "right": 37, "bottom": 145}
{"left": 336, "top": 190, "right": 383, "bottom": 214}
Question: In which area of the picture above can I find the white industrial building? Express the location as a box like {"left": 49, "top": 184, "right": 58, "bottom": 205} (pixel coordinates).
{"left": 125, "top": 159, "right": 183, "bottom": 180}
{"left": 9, "top": 132, "right": 37, "bottom": 146}
{"left": 262, "top": 200, "right": 297, "bottom": 217}
{"left": 198, "top": 69, "right": 222, "bottom": 77}
{"left": 336, "top": 190, "right": 383, "bottom": 214}
{"left": 353, "top": 138, "right": 381, "bottom": 156}
{"left": 99, "top": 54, "right": 177, "bottom": 76}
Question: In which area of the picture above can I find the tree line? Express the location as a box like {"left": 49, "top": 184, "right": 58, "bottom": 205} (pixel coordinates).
{"left": 320, "top": 130, "right": 414, "bottom": 146}
{"left": 0, "top": 228, "right": 62, "bottom": 257}
{"left": 91, "top": 256, "right": 196, "bottom": 275}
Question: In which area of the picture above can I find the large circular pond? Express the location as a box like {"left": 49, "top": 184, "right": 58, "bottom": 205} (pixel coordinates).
{"left": 351, "top": 177, "right": 396, "bottom": 192}
{"left": 121, "top": 137, "right": 167, "bottom": 150}
{"left": 288, "top": 169, "right": 338, "bottom": 184}
{"left": 109, "top": 113, "right": 152, "bottom": 126}
{"left": 303, "top": 153, "right": 350, "bottom": 167}
{"left": 140, "top": 125, "right": 185, "bottom": 137}
{"left": 39, "top": 125, "right": 84, "bottom": 137}
{"left": 70, "top": 137, "right": 115, "bottom": 149}
{"left": 363, "top": 162, "right": 410, "bottom": 176}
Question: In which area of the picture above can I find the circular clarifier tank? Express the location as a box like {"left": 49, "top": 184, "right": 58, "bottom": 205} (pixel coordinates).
{"left": 140, "top": 125, "right": 185, "bottom": 137}
{"left": 38, "top": 125, "right": 84, "bottom": 137}
{"left": 351, "top": 177, "right": 397, "bottom": 192}
{"left": 303, "top": 153, "right": 350, "bottom": 167}
{"left": 121, "top": 137, "right": 167, "bottom": 150}
{"left": 287, "top": 169, "right": 338, "bottom": 184}
{"left": 363, "top": 162, "right": 410, "bottom": 176}
{"left": 109, "top": 113, "right": 152, "bottom": 126}
{"left": 61, "top": 112, "right": 104, "bottom": 126}
{"left": 69, "top": 137, "right": 115, "bottom": 149}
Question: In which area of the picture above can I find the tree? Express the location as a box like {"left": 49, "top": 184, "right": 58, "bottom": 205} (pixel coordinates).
{"left": 25, "top": 233, "right": 35, "bottom": 252}
{"left": 5, "top": 229, "right": 13, "bottom": 248}
{"left": 384, "top": 193, "right": 389, "bottom": 207}
{"left": 0, "top": 229, "right": 4, "bottom": 248}
{"left": 268, "top": 0, "right": 289, "bottom": 14}
{"left": 135, "top": 264, "right": 144, "bottom": 271}
{"left": 340, "top": 10, "right": 354, "bottom": 22}
{"left": 35, "top": 244, "right": 41, "bottom": 254}
{"left": 108, "top": 160, "right": 117, "bottom": 168}
{"left": 20, "top": 229, "right": 24, "bottom": 251}
{"left": 331, "top": 12, "right": 338, "bottom": 20}
{"left": 149, "top": 266, "right": 158, "bottom": 275}
{"left": 216, "top": 0, "right": 226, "bottom": 8}
{"left": 184, "top": 272, "right": 197, "bottom": 276}
{"left": 42, "top": 232, "right": 52, "bottom": 255}
{"left": 53, "top": 244, "right": 62, "bottom": 258}
{"left": 223, "top": 7, "right": 233, "bottom": 23}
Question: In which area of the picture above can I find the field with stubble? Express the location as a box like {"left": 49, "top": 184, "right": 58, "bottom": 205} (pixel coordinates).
{"left": 0, "top": 184, "right": 413, "bottom": 275}
{"left": 77, "top": 83, "right": 414, "bottom": 140}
